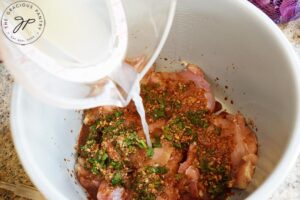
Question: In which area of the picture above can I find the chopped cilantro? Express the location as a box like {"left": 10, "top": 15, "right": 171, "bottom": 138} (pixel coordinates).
{"left": 175, "top": 173, "right": 183, "bottom": 181}
{"left": 164, "top": 134, "right": 173, "bottom": 141}
{"left": 216, "top": 165, "right": 226, "bottom": 174}
{"left": 97, "top": 151, "right": 108, "bottom": 166}
{"left": 137, "top": 139, "right": 147, "bottom": 149}
{"left": 152, "top": 108, "right": 166, "bottom": 120}
{"left": 173, "top": 142, "right": 182, "bottom": 149}
{"left": 145, "top": 94, "right": 155, "bottom": 104}
{"left": 105, "top": 114, "right": 115, "bottom": 121}
{"left": 114, "top": 110, "right": 123, "bottom": 117}
{"left": 185, "top": 128, "right": 193, "bottom": 135}
{"left": 99, "top": 151, "right": 108, "bottom": 163}
{"left": 124, "top": 132, "right": 147, "bottom": 149}
{"left": 86, "top": 150, "right": 108, "bottom": 174}
{"left": 199, "top": 158, "right": 209, "bottom": 172}
{"left": 146, "top": 166, "right": 168, "bottom": 175}
{"left": 111, "top": 172, "right": 123, "bottom": 186}
{"left": 206, "top": 148, "right": 216, "bottom": 156}
{"left": 186, "top": 110, "right": 209, "bottom": 128}
{"left": 124, "top": 135, "right": 134, "bottom": 146}
{"left": 153, "top": 83, "right": 160, "bottom": 88}
{"left": 153, "top": 180, "right": 163, "bottom": 189}
{"left": 83, "top": 163, "right": 88, "bottom": 170}
{"left": 88, "top": 124, "right": 99, "bottom": 140}
{"left": 110, "top": 161, "right": 123, "bottom": 170}
{"left": 102, "top": 125, "right": 116, "bottom": 134}
{"left": 80, "top": 139, "right": 96, "bottom": 156}
{"left": 171, "top": 100, "right": 181, "bottom": 109}
{"left": 199, "top": 158, "right": 215, "bottom": 173}
{"left": 90, "top": 164, "right": 100, "bottom": 175}
{"left": 116, "top": 119, "right": 125, "bottom": 126}
{"left": 174, "top": 117, "right": 185, "bottom": 130}
{"left": 89, "top": 124, "right": 97, "bottom": 133}
{"left": 146, "top": 148, "right": 154, "bottom": 157}
{"left": 137, "top": 191, "right": 156, "bottom": 200}
{"left": 157, "top": 97, "right": 166, "bottom": 109}
{"left": 141, "top": 84, "right": 149, "bottom": 92}
{"left": 163, "top": 126, "right": 170, "bottom": 134}
{"left": 208, "top": 173, "right": 229, "bottom": 198}
{"left": 175, "top": 101, "right": 181, "bottom": 109}
{"left": 203, "top": 121, "right": 209, "bottom": 128}
{"left": 163, "top": 126, "right": 173, "bottom": 141}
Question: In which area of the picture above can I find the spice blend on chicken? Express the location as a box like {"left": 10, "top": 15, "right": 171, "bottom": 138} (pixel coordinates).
{"left": 76, "top": 64, "right": 258, "bottom": 200}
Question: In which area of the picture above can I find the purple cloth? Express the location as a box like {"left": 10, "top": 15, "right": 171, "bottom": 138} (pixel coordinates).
{"left": 249, "top": 0, "right": 300, "bottom": 23}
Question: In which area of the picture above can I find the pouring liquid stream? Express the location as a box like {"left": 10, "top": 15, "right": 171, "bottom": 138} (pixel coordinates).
{"left": 131, "top": 84, "right": 152, "bottom": 148}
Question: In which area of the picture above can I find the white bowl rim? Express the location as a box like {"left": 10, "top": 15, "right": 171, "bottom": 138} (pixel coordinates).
{"left": 236, "top": 1, "right": 300, "bottom": 199}
{"left": 11, "top": 85, "right": 70, "bottom": 200}
{"left": 10, "top": 1, "right": 300, "bottom": 200}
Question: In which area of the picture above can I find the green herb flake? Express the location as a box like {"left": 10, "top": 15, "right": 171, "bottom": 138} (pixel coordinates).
{"left": 146, "top": 166, "right": 168, "bottom": 175}
{"left": 110, "top": 161, "right": 123, "bottom": 170}
{"left": 171, "top": 100, "right": 181, "bottom": 109}
{"left": 202, "top": 121, "right": 210, "bottom": 128}
{"left": 137, "top": 191, "right": 156, "bottom": 200}
{"left": 116, "top": 119, "right": 125, "bottom": 126}
{"left": 164, "top": 134, "right": 173, "bottom": 141}
{"left": 145, "top": 94, "right": 155, "bottom": 104}
{"left": 163, "top": 126, "right": 170, "bottom": 134}
{"left": 137, "top": 139, "right": 147, "bottom": 149}
{"left": 85, "top": 150, "right": 109, "bottom": 175}
{"left": 173, "top": 142, "right": 182, "bottom": 149}
{"left": 153, "top": 180, "right": 163, "bottom": 189}
{"left": 174, "top": 118, "right": 185, "bottom": 130}
{"left": 105, "top": 114, "right": 115, "bottom": 121}
{"left": 175, "top": 173, "right": 183, "bottom": 181}
{"left": 124, "top": 138, "right": 134, "bottom": 147}
{"left": 88, "top": 124, "right": 99, "bottom": 140}
{"left": 215, "top": 127, "right": 222, "bottom": 136}
{"left": 208, "top": 174, "right": 229, "bottom": 199}
{"left": 146, "top": 148, "right": 154, "bottom": 157}
{"left": 186, "top": 110, "right": 209, "bottom": 128}
{"left": 90, "top": 165, "right": 100, "bottom": 175}
{"left": 124, "top": 132, "right": 147, "bottom": 149}
{"left": 101, "top": 152, "right": 108, "bottom": 162}
{"left": 175, "top": 101, "right": 181, "bottom": 109}
{"left": 89, "top": 124, "right": 97, "bottom": 133}
{"left": 185, "top": 128, "right": 193, "bottom": 136}
{"left": 199, "top": 158, "right": 215, "bottom": 173}
{"left": 111, "top": 172, "right": 123, "bottom": 186}
{"left": 199, "top": 158, "right": 209, "bottom": 172}
{"left": 80, "top": 139, "right": 96, "bottom": 155}
{"left": 152, "top": 108, "right": 166, "bottom": 120}
{"left": 114, "top": 110, "right": 123, "bottom": 117}
{"left": 206, "top": 148, "right": 216, "bottom": 156}
{"left": 83, "top": 163, "right": 89, "bottom": 170}
{"left": 163, "top": 126, "right": 173, "bottom": 141}
{"left": 153, "top": 83, "right": 160, "bottom": 88}
{"left": 102, "top": 125, "right": 116, "bottom": 134}
{"left": 96, "top": 151, "right": 109, "bottom": 168}
{"left": 157, "top": 97, "right": 166, "bottom": 109}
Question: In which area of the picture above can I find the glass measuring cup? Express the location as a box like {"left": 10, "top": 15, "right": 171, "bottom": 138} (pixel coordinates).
{"left": 0, "top": 0, "right": 177, "bottom": 109}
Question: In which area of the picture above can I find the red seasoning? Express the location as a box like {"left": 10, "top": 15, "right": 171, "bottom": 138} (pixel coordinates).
{"left": 75, "top": 65, "right": 258, "bottom": 200}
